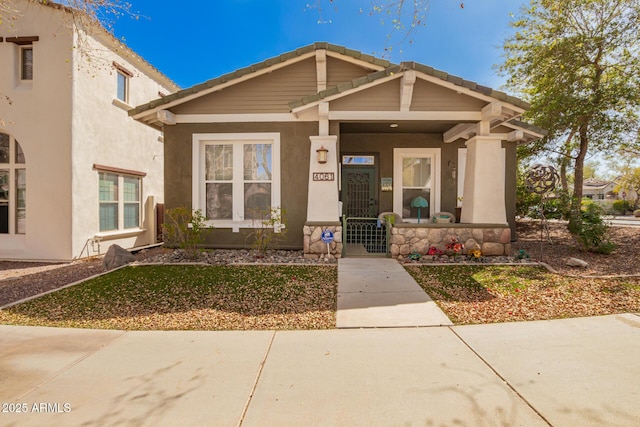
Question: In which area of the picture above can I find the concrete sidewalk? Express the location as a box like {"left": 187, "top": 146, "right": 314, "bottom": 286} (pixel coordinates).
{"left": 1, "top": 314, "right": 639, "bottom": 426}
{"left": 337, "top": 258, "right": 452, "bottom": 328}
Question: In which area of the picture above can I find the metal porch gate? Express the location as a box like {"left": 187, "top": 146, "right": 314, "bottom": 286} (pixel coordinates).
{"left": 342, "top": 216, "right": 390, "bottom": 257}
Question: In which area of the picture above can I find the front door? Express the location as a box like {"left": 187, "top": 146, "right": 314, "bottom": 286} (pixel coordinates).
{"left": 342, "top": 166, "right": 377, "bottom": 218}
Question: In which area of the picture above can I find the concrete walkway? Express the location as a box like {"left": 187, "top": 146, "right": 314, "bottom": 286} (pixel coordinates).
{"left": 1, "top": 314, "right": 639, "bottom": 426}
{"left": 337, "top": 257, "right": 452, "bottom": 328}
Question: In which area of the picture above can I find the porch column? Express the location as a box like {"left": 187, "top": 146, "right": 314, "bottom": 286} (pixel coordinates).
{"left": 306, "top": 135, "right": 340, "bottom": 222}
{"left": 460, "top": 136, "right": 507, "bottom": 224}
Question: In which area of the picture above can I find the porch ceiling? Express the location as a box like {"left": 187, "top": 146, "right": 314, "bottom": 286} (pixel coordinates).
{"left": 340, "top": 120, "right": 465, "bottom": 134}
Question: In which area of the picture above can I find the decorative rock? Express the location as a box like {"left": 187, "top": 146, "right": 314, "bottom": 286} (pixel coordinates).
{"left": 103, "top": 244, "right": 135, "bottom": 270}
{"left": 566, "top": 258, "right": 589, "bottom": 268}
{"left": 499, "top": 228, "right": 511, "bottom": 244}
{"left": 482, "top": 242, "right": 505, "bottom": 256}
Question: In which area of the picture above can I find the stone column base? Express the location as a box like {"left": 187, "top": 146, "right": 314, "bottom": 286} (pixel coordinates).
{"left": 303, "top": 223, "right": 343, "bottom": 260}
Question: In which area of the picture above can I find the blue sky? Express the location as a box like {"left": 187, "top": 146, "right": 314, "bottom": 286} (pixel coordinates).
{"left": 112, "top": 0, "right": 529, "bottom": 90}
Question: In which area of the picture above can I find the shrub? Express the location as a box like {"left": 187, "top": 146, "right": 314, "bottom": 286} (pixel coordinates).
{"left": 163, "top": 207, "right": 209, "bottom": 258}
{"left": 570, "top": 203, "right": 616, "bottom": 254}
{"left": 246, "top": 207, "right": 288, "bottom": 254}
{"left": 612, "top": 199, "right": 630, "bottom": 214}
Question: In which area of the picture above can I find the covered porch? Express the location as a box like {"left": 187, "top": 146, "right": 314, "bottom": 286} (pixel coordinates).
{"left": 298, "top": 63, "right": 543, "bottom": 259}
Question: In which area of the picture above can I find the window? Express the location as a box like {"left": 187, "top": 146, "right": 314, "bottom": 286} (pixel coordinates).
{"left": 113, "top": 62, "right": 133, "bottom": 104}
{"left": 393, "top": 148, "right": 440, "bottom": 220}
{"left": 21, "top": 46, "right": 33, "bottom": 80}
{"left": 116, "top": 70, "right": 128, "bottom": 103}
{"left": 96, "top": 167, "right": 143, "bottom": 232}
{"left": 0, "top": 132, "right": 26, "bottom": 234}
{"left": 193, "top": 133, "right": 280, "bottom": 227}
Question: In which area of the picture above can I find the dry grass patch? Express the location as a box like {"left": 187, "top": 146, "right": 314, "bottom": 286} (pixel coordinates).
{"left": 0, "top": 265, "right": 337, "bottom": 330}
{"left": 406, "top": 265, "right": 640, "bottom": 324}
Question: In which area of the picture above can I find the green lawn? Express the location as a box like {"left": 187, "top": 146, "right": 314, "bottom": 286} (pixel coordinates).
{"left": 405, "top": 265, "right": 640, "bottom": 324}
{"left": 0, "top": 265, "right": 337, "bottom": 330}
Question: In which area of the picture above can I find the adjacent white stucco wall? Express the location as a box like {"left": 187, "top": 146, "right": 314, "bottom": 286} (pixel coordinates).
{"left": 0, "top": 0, "right": 176, "bottom": 260}
{"left": 0, "top": 2, "right": 75, "bottom": 260}
{"left": 70, "top": 29, "right": 172, "bottom": 259}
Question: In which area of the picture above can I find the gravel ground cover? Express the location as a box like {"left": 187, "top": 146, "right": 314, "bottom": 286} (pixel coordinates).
{"left": 0, "top": 264, "right": 337, "bottom": 330}
{"left": 1, "top": 221, "right": 638, "bottom": 328}
{"left": 406, "top": 264, "right": 640, "bottom": 324}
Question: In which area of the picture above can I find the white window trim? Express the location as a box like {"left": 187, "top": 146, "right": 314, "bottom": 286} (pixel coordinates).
{"left": 192, "top": 132, "right": 281, "bottom": 229}
{"left": 0, "top": 133, "right": 26, "bottom": 235}
{"left": 97, "top": 172, "right": 143, "bottom": 234}
{"left": 393, "top": 148, "right": 441, "bottom": 222}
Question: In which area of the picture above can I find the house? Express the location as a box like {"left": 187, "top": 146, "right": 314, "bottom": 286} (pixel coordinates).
{"left": 0, "top": 0, "right": 179, "bottom": 261}
{"left": 130, "top": 43, "right": 544, "bottom": 259}
{"left": 582, "top": 178, "right": 617, "bottom": 200}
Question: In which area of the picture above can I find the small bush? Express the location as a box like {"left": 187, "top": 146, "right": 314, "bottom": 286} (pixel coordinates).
{"left": 163, "top": 207, "right": 209, "bottom": 258}
{"left": 571, "top": 203, "right": 616, "bottom": 254}
{"left": 612, "top": 199, "right": 630, "bottom": 214}
{"left": 246, "top": 207, "right": 288, "bottom": 254}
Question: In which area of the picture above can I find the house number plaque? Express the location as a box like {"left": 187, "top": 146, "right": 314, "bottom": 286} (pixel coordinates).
{"left": 313, "top": 172, "right": 335, "bottom": 181}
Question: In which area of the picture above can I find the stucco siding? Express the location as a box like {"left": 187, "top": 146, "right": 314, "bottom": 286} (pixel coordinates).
{"left": 70, "top": 28, "right": 173, "bottom": 259}
{"left": 330, "top": 80, "right": 400, "bottom": 111}
{"left": 172, "top": 59, "right": 318, "bottom": 115}
{"left": 411, "top": 79, "right": 487, "bottom": 111}
{"left": 164, "top": 122, "right": 317, "bottom": 250}
{"left": 340, "top": 133, "right": 465, "bottom": 215}
{"left": 0, "top": 1, "right": 75, "bottom": 260}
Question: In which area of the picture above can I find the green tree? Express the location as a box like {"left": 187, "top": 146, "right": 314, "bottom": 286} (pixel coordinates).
{"left": 615, "top": 166, "right": 640, "bottom": 210}
{"left": 501, "top": 0, "right": 640, "bottom": 231}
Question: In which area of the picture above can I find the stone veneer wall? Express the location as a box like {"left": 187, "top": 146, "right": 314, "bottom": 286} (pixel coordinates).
{"left": 303, "top": 222, "right": 343, "bottom": 260}
{"left": 390, "top": 224, "right": 511, "bottom": 258}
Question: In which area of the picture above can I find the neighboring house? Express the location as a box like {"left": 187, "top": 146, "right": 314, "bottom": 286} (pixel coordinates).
{"left": 0, "top": 0, "right": 179, "bottom": 261}
{"left": 131, "top": 43, "right": 544, "bottom": 258}
{"left": 582, "top": 178, "right": 617, "bottom": 200}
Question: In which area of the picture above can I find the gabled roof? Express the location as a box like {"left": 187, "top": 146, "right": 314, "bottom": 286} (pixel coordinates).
{"left": 288, "top": 61, "right": 530, "bottom": 112}
{"left": 129, "top": 42, "right": 391, "bottom": 118}
{"left": 130, "top": 42, "right": 532, "bottom": 120}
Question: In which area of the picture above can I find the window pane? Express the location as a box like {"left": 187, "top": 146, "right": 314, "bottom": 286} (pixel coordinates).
{"left": 123, "top": 177, "right": 139, "bottom": 202}
{"left": 0, "top": 170, "right": 8, "bottom": 234}
{"left": 206, "top": 183, "right": 232, "bottom": 220}
{"left": 205, "top": 144, "right": 233, "bottom": 180}
{"left": 21, "top": 47, "right": 33, "bottom": 80}
{"left": 124, "top": 203, "right": 139, "bottom": 229}
{"left": 117, "top": 72, "right": 127, "bottom": 102}
{"left": 402, "top": 157, "right": 431, "bottom": 188}
{"left": 0, "top": 133, "right": 8, "bottom": 164}
{"left": 15, "top": 140, "right": 25, "bottom": 164}
{"left": 342, "top": 155, "right": 374, "bottom": 165}
{"left": 99, "top": 203, "right": 118, "bottom": 231}
{"left": 16, "top": 169, "right": 26, "bottom": 234}
{"left": 99, "top": 173, "right": 118, "bottom": 201}
{"left": 0, "top": 170, "right": 8, "bottom": 201}
{"left": 402, "top": 189, "right": 430, "bottom": 219}
{"left": 244, "top": 183, "right": 271, "bottom": 219}
{"left": 244, "top": 144, "right": 272, "bottom": 181}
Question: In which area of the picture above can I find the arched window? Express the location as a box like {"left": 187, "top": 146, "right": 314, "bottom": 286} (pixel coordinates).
{"left": 0, "top": 132, "right": 26, "bottom": 234}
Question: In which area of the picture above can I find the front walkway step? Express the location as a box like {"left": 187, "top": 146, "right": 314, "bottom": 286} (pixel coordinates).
{"left": 337, "top": 258, "right": 452, "bottom": 328}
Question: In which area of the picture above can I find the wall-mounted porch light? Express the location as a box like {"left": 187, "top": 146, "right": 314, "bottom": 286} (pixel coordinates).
{"left": 448, "top": 160, "right": 457, "bottom": 179}
{"left": 316, "top": 146, "right": 329, "bottom": 164}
